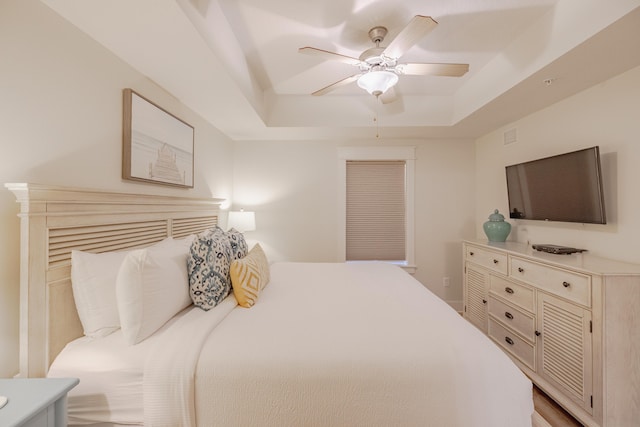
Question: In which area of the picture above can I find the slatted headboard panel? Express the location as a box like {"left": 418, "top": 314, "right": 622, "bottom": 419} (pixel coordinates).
{"left": 6, "top": 183, "right": 223, "bottom": 377}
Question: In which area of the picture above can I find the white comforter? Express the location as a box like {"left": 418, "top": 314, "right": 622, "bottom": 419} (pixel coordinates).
{"left": 146, "top": 262, "right": 533, "bottom": 427}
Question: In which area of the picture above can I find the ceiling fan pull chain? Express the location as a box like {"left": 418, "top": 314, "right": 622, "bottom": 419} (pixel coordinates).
{"left": 375, "top": 95, "right": 380, "bottom": 138}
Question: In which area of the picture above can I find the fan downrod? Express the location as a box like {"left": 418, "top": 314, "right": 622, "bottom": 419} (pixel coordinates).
{"left": 360, "top": 26, "right": 391, "bottom": 64}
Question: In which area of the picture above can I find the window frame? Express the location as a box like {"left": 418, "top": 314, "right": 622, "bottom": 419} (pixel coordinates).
{"left": 338, "top": 146, "right": 416, "bottom": 274}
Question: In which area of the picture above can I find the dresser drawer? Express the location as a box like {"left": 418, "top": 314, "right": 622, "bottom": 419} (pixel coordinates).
{"left": 509, "top": 257, "right": 591, "bottom": 307}
{"left": 489, "top": 275, "right": 534, "bottom": 312}
{"left": 489, "top": 318, "right": 535, "bottom": 370}
{"left": 489, "top": 296, "right": 536, "bottom": 341}
{"left": 465, "top": 245, "right": 508, "bottom": 275}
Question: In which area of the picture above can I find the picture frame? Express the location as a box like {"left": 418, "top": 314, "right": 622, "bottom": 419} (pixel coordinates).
{"left": 122, "top": 88, "right": 194, "bottom": 188}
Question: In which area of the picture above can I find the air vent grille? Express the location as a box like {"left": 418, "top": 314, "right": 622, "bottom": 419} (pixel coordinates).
{"left": 504, "top": 128, "right": 517, "bottom": 145}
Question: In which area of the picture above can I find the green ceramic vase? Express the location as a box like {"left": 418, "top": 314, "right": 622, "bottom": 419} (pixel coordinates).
{"left": 483, "top": 209, "right": 511, "bottom": 242}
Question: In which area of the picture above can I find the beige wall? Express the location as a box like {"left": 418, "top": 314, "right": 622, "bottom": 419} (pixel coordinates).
{"left": 475, "top": 65, "right": 640, "bottom": 264}
{"left": 0, "top": 0, "right": 234, "bottom": 377}
{"left": 231, "top": 139, "right": 477, "bottom": 308}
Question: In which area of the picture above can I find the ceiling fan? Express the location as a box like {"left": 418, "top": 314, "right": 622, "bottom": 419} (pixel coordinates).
{"left": 299, "top": 15, "right": 469, "bottom": 102}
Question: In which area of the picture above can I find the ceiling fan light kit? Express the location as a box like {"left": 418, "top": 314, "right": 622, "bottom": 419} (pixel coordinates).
{"left": 357, "top": 70, "right": 399, "bottom": 96}
{"left": 299, "top": 15, "right": 469, "bottom": 98}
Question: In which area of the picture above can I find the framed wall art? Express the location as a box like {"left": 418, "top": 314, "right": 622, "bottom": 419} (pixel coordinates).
{"left": 122, "top": 88, "right": 194, "bottom": 188}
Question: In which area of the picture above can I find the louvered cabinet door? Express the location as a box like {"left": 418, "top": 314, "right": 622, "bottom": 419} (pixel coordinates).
{"left": 464, "top": 263, "right": 489, "bottom": 333}
{"left": 537, "top": 292, "right": 593, "bottom": 414}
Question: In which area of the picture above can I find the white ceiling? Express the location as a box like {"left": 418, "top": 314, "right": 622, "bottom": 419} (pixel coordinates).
{"left": 41, "top": 0, "right": 640, "bottom": 141}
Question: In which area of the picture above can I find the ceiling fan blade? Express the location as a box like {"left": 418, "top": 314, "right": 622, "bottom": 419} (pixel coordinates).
{"left": 298, "top": 47, "right": 361, "bottom": 65}
{"left": 379, "top": 87, "right": 398, "bottom": 104}
{"left": 398, "top": 63, "right": 469, "bottom": 77}
{"left": 382, "top": 15, "right": 438, "bottom": 59}
{"left": 312, "top": 74, "right": 362, "bottom": 96}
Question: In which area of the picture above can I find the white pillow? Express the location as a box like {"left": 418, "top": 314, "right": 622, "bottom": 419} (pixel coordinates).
{"left": 116, "top": 238, "right": 192, "bottom": 345}
{"left": 71, "top": 249, "right": 131, "bottom": 338}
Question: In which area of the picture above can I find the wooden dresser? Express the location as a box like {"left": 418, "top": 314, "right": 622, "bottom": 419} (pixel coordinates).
{"left": 462, "top": 239, "right": 640, "bottom": 427}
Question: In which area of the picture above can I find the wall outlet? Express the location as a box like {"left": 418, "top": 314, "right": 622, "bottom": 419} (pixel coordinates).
{"left": 443, "top": 277, "right": 450, "bottom": 287}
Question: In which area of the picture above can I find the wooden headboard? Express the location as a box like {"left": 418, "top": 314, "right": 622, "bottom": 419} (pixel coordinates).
{"left": 5, "top": 183, "right": 223, "bottom": 378}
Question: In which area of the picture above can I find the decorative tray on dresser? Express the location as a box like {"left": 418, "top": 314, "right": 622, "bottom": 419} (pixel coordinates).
{"left": 462, "top": 239, "right": 640, "bottom": 427}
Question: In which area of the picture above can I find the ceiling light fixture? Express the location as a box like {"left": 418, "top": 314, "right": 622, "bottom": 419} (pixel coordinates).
{"left": 357, "top": 69, "right": 399, "bottom": 96}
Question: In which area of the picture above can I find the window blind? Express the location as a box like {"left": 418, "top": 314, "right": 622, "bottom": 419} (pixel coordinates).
{"left": 346, "top": 160, "right": 406, "bottom": 261}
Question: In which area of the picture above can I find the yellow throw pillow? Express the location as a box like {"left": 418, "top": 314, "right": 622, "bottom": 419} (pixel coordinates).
{"left": 230, "top": 243, "right": 270, "bottom": 308}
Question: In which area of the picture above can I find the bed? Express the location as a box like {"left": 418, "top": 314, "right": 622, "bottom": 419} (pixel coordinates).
{"left": 7, "top": 183, "right": 534, "bottom": 426}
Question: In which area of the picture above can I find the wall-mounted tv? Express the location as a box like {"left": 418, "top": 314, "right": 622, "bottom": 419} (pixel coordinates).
{"left": 505, "top": 146, "right": 606, "bottom": 224}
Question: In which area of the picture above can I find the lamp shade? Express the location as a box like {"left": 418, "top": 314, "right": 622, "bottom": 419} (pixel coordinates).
{"left": 357, "top": 70, "right": 399, "bottom": 96}
{"left": 227, "top": 210, "right": 256, "bottom": 232}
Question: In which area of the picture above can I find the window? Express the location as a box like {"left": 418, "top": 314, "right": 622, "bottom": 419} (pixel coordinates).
{"left": 338, "top": 147, "right": 415, "bottom": 273}
{"left": 346, "top": 160, "right": 406, "bottom": 261}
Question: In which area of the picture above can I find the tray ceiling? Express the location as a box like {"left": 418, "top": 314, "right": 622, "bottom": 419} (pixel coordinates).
{"left": 40, "top": 0, "right": 640, "bottom": 140}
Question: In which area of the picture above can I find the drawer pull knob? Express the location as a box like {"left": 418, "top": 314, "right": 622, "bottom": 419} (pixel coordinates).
{"left": 535, "top": 331, "right": 541, "bottom": 337}
{"left": 482, "top": 299, "right": 487, "bottom": 304}
{"left": 563, "top": 281, "right": 571, "bottom": 288}
{"left": 469, "top": 252, "right": 474, "bottom": 256}
{"left": 493, "top": 259, "right": 499, "bottom": 264}
{"left": 518, "top": 267, "right": 524, "bottom": 273}
{"left": 505, "top": 337, "right": 515, "bottom": 345}
{"left": 505, "top": 287, "right": 514, "bottom": 294}
{"left": 505, "top": 312, "right": 514, "bottom": 320}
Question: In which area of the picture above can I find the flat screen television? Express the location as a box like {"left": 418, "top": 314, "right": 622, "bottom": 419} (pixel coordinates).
{"left": 505, "top": 146, "right": 606, "bottom": 224}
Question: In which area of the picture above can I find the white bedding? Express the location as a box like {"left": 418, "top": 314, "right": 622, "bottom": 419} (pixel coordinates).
{"left": 48, "top": 296, "right": 238, "bottom": 426}
{"left": 50, "top": 262, "right": 533, "bottom": 426}
{"left": 47, "top": 327, "right": 146, "bottom": 425}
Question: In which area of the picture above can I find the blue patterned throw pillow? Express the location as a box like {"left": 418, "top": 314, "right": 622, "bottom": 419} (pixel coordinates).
{"left": 226, "top": 228, "right": 248, "bottom": 261}
{"left": 188, "top": 227, "right": 232, "bottom": 310}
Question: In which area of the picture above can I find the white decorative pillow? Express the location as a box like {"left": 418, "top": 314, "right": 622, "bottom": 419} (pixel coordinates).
{"left": 71, "top": 249, "right": 132, "bottom": 338}
{"left": 188, "top": 227, "right": 232, "bottom": 310}
{"left": 116, "top": 238, "right": 192, "bottom": 345}
{"left": 170, "top": 234, "right": 197, "bottom": 250}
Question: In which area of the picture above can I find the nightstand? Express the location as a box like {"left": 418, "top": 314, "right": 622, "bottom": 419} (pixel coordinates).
{"left": 0, "top": 378, "right": 79, "bottom": 427}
